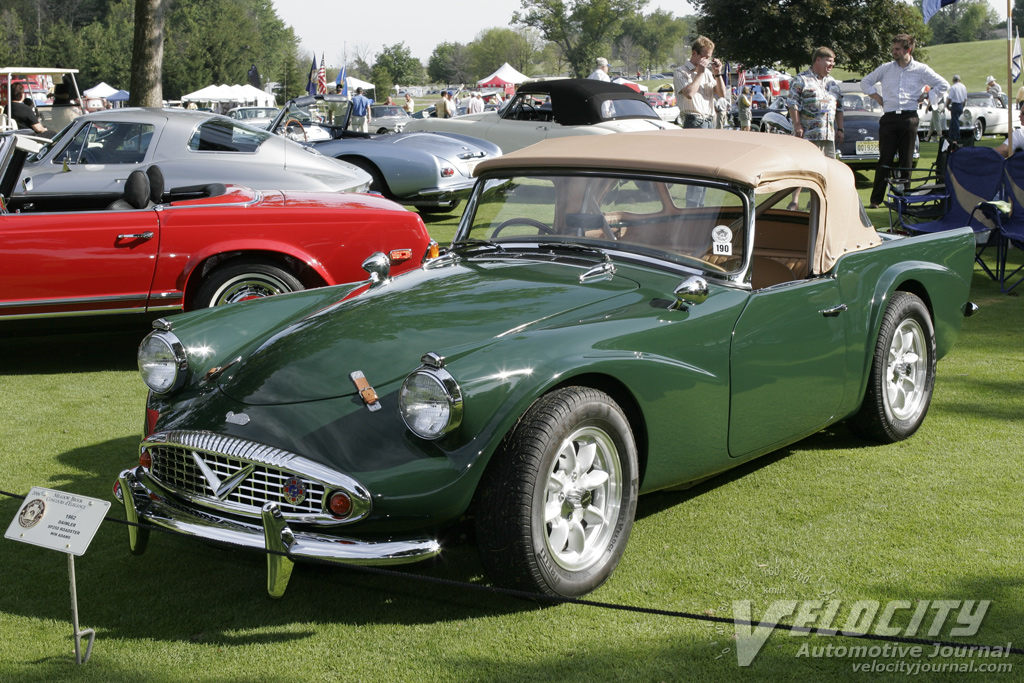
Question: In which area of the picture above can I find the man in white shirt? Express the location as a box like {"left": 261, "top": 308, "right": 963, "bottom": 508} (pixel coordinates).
{"left": 588, "top": 58, "right": 610, "bottom": 81}
{"left": 860, "top": 33, "right": 948, "bottom": 208}
{"left": 674, "top": 35, "right": 725, "bottom": 129}
{"left": 947, "top": 74, "right": 968, "bottom": 142}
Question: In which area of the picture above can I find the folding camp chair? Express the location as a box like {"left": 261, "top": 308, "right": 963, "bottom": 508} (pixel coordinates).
{"left": 991, "top": 150, "right": 1024, "bottom": 292}
{"left": 896, "top": 146, "right": 1005, "bottom": 280}
{"left": 885, "top": 137, "right": 959, "bottom": 228}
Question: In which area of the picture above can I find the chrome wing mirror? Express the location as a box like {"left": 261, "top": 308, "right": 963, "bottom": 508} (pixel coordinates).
{"left": 671, "top": 276, "right": 708, "bottom": 310}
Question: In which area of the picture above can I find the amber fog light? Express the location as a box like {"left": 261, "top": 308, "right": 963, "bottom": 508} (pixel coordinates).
{"left": 329, "top": 492, "right": 353, "bottom": 518}
{"left": 139, "top": 450, "right": 152, "bottom": 469}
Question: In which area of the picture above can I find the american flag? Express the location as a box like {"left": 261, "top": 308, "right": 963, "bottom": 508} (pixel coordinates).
{"left": 317, "top": 54, "right": 327, "bottom": 94}
{"left": 737, "top": 65, "right": 746, "bottom": 92}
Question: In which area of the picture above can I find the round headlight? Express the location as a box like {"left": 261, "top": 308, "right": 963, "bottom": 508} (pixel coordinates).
{"left": 399, "top": 369, "right": 463, "bottom": 440}
{"left": 138, "top": 331, "right": 188, "bottom": 394}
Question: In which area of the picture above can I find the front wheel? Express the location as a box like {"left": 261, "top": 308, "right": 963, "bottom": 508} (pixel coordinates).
{"left": 475, "top": 387, "right": 638, "bottom": 597}
{"left": 851, "top": 292, "right": 936, "bottom": 442}
{"left": 193, "top": 260, "right": 304, "bottom": 308}
{"left": 973, "top": 120, "right": 984, "bottom": 141}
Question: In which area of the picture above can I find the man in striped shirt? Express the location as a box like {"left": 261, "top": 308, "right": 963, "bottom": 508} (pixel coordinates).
{"left": 860, "top": 34, "right": 948, "bottom": 208}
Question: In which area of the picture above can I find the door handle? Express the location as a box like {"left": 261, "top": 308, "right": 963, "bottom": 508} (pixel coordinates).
{"left": 820, "top": 303, "right": 847, "bottom": 317}
{"left": 117, "top": 232, "right": 154, "bottom": 241}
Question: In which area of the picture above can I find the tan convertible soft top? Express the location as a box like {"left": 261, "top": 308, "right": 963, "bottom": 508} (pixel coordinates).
{"left": 476, "top": 129, "right": 880, "bottom": 273}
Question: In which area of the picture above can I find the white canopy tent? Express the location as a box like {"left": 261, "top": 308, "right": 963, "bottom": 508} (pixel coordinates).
{"left": 345, "top": 76, "right": 374, "bottom": 92}
{"left": 83, "top": 82, "right": 119, "bottom": 99}
{"left": 181, "top": 84, "right": 275, "bottom": 106}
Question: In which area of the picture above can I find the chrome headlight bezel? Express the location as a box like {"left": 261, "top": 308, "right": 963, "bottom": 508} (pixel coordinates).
{"left": 138, "top": 330, "right": 189, "bottom": 394}
{"left": 399, "top": 366, "right": 463, "bottom": 440}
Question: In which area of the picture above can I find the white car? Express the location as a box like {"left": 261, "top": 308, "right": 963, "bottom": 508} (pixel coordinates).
{"left": 403, "top": 79, "right": 674, "bottom": 153}
{"left": 958, "top": 92, "right": 1018, "bottom": 139}
{"left": 369, "top": 104, "right": 411, "bottom": 134}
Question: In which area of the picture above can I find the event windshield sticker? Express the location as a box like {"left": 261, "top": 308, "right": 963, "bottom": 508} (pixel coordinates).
{"left": 5, "top": 487, "right": 110, "bottom": 556}
{"left": 712, "top": 225, "right": 733, "bottom": 256}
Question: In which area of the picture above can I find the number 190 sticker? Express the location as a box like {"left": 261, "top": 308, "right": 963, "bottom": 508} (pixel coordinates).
{"left": 712, "top": 225, "right": 733, "bottom": 256}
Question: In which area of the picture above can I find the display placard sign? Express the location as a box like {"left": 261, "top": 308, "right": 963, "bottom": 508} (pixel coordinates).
{"left": 5, "top": 487, "right": 110, "bottom": 556}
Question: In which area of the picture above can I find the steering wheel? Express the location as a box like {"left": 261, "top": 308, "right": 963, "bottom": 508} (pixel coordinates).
{"left": 283, "top": 118, "right": 307, "bottom": 141}
{"left": 492, "top": 217, "right": 556, "bottom": 237}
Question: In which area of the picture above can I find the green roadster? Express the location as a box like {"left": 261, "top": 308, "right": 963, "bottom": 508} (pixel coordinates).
{"left": 115, "top": 130, "right": 977, "bottom": 598}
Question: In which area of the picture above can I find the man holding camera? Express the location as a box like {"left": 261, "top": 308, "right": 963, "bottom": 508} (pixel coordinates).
{"left": 674, "top": 36, "right": 725, "bottom": 130}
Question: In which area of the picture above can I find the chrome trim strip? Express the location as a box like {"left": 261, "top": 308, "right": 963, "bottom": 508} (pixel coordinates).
{"left": 0, "top": 293, "right": 149, "bottom": 309}
{"left": 118, "top": 467, "right": 440, "bottom": 567}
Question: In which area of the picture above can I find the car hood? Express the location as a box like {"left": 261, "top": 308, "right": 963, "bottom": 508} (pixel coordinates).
{"left": 219, "top": 257, "right": 641, "bottom": 406}
{"left": 384, "top": 130, "right": 494, "bottom": 157}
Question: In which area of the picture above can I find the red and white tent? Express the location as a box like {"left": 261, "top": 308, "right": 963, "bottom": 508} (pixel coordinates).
{"left": 477, "top": 63, "right": 529, "bottom": 94}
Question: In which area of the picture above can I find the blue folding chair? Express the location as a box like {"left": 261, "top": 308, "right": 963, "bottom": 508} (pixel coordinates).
{"left": 897, "top": 146, "right": 1005, "bottom": 280}
{"left": 993, "top": 151, "right": 1024, "bottom": 292}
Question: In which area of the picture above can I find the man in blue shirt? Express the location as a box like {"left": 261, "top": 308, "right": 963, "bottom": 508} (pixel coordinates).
{"left": 350, "top": 87, "right": 372, "bottom": 133}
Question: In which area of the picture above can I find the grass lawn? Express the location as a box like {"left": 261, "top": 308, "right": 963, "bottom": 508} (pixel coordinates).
{"left": 0, "top": 141, "right": 1022, "bottom": 682}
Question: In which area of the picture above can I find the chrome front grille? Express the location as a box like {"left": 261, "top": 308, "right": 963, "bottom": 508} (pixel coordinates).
{"left": 148, "top": 444, "right": 325, "bottom": 516}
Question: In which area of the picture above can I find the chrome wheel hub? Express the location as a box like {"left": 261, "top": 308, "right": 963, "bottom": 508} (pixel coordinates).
{"left": 542, "top": 426, "right": 622, "bottom": 571}
{"left": 884, "top": 319, "right": 927, "bottom": 421}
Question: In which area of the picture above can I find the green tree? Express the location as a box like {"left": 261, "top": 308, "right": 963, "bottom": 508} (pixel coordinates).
{"left": 467, "top": 27, "right": 541, "bottom": 78}
{"left": 923, "top": 0, "right": 998, "bottom": 45}
{"left": 693, "top": 0, "right": 928, "bottom": 74}
{"left": 618, "top": 9, "right": 686, "bottom": 73}
{"left": 0, "top": 10, "right": 28, "bottom": 66}
{"left": 513, "top": 0, "right": 648, "bottom": 78}
{"left": 374, "top": 43, "right": 423, "bottom": 87}
{"left": 428, "top": 42, "right": 472, "bottom": 84}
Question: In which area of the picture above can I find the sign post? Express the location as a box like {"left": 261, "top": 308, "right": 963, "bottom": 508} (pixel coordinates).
{"left": 5, "top": 487, "right": 111, "bottom": 665}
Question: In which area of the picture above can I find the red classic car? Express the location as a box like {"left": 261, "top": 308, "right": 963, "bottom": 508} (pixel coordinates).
{"left": 0, "top": 134, "right": 435, "bottom": 319}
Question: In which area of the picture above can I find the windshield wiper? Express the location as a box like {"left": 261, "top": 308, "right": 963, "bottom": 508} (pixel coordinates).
{"left": 544, "top": 241, "right": 608, "bottom": 259}
{"left": 450, "top": 238, "right": 506, "bottom": 254}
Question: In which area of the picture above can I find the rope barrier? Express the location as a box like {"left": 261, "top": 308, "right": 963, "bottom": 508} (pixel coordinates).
{"left": 2, "top": 487, "right": 1020, "bottom": 656}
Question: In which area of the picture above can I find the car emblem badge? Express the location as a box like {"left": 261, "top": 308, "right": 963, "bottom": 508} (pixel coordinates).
{"left": 282, "top": 477, "right": 307, "bottom": 505}
{"left": 226, "top": 411, "right": 250, "bottom": 425}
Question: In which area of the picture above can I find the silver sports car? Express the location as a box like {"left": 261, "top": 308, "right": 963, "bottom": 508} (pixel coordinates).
{"left": 270, "top": 94, "right": 501, "bottom": 212}
{"left": 14, "top": 108, "right": 370, "bottom": 204}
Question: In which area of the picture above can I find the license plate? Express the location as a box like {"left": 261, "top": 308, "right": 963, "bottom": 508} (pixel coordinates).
{"left": 856, "top": 140, "right": 879, "bottom": 155}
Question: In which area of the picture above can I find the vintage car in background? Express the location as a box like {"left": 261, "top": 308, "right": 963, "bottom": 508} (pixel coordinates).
{"left": 0, "top": 134, "right": 434, "bottom": 319}
{"left": 408, "top": 103, "right": 469, "bottom": 119}
{"left": 956, "top": 92, "right": 1017, "bottom": 139}
{"left": 368, "top": 104, "right": 411, "bottom": 134}
{"left": 269, "top": 94, "right": 501, "bottom": 212}
{"left": 226, "top": 106, "right": 280, "bottom": 129}
{"left": 12, "top": 108, "right": 371, "bottom": 204}
{"left": 729, "top": 96, "right": 786, "bottom": 130}
{"left": 403, "top": 79, "right": 674, "bottom": 153}
{"left": 115, "top": 130, "right": 976, "bottom": 599}
{"left": 760, "top": 92, "right": 919, "bottom": 169}
{"left": 645, "top": 91, "right": 680, "bottom": 124}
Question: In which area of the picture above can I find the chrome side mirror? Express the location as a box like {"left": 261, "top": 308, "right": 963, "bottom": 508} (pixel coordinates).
{"left": 362, "top": 251, "right": 391, "bottom": 288}
{"left": 671, "top": 276, "right": 708, "bottom": 310}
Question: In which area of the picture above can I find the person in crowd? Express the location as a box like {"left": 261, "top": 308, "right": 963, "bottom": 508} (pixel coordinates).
{"left": 674, "top": 35, "right": 725, "bottom": 130}
{"left": 468, "top": 91, "right": 484, "bottom": 114}
{"left": 403, "top": 92, "right": 415, "bottom": 115}
{"left": 995, "top": 106, "right": 1024, "bottom": 157}
{"left": 986, "top": 76, "right": 1002, "bottom": 98}
{"left": 349, "top": 87, "right": 372, "bottom": 132}
{"left": 737, "top": 86, "right": 753, "bottom": 131}
{"left": 437, "top": 90, "right": 456, "bottom": 118}
{"left": 327, "top": 84, "right": 347, "bottom": 123}
{"left": 5, "top": 83, "right": 49, "bottom": 136}
{"left": 947, "top": 74, "right": 967, "bottom": 142}
{"left": 788, "top": 46, "right": 844, "bottom": 158}
{"left": 714, "top": 94, "right": 730, "bottom": 129}
{"left": 1017, "top": 81, "right": 1024, "bottom": 110}
{"left": 589, "top": 57, "right": 610, "bottom": 81}
{"left": 385, "top": 96, "right": 395, "bottom": 105}
{"left": 48, "top": 83, "right": 82, "bottom": 132}
{"left": 860, "top": 33, "right": 948, "bottom": 208}
{"left": 926, "top": 89, "right": 946, "bottom": 143}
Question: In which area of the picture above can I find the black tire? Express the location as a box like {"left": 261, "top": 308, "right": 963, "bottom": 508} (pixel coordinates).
{"left": 339, "top": 157, "right": 389, "bottom": 197}
{"left": 475, "top": 387, "right": 638, "bottom": 597}
{"left": 417, "top": 202, "right": 460, "bottom": 214}
{"left": 193, "top": 260, "right": 303, "bottom": 308}
{"left": 851, "top": 292, "right": 936, "bottom": 442}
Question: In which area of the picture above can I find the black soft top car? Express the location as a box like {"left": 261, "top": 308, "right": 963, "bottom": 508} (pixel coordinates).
{"left": 511, "top": 79, "right": 656, "bottom": 125}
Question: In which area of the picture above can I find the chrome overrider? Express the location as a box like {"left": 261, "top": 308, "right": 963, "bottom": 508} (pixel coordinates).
{"left": 115, "top": 436, "right": 441, "bottom": 597}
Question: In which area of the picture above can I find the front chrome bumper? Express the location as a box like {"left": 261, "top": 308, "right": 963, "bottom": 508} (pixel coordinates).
{"left": 115, "top": 467, "right": 441, "bottom": 597}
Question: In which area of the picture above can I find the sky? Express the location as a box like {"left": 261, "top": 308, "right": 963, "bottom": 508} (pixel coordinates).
{"left": 271, "top": 0, "right": 1009, "bottom": 68}
{"left": 270, "top": 0, "right": 690, "bottom": 66}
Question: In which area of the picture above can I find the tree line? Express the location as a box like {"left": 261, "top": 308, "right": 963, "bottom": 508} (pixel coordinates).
{"left": 0, "top": 0, "right": 1006, "bottom": 104}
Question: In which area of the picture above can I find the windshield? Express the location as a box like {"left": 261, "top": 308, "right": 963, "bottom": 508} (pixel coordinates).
{"left": 842, "top": 94, "right": 883, "bottom": 112}
{"left": 372, "top": 105, "right": 407, "bottom": 118}
{"left": 461, "top": 173, "right": 748, "bottom": 274}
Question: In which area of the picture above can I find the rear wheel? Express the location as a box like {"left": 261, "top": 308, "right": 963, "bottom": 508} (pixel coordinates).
{"left": 193, "top": 260, "right": 303, "bottom": 308}
{"left": 851, "top": 292, "right": 936, "bottom": 442}
{"left": 475, "top": 387, "right": 638, "bottom": 597}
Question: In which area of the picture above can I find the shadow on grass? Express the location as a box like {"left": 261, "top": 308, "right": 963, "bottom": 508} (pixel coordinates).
{"left": 0, "top": 320, "right": 153, "bottom": 375}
